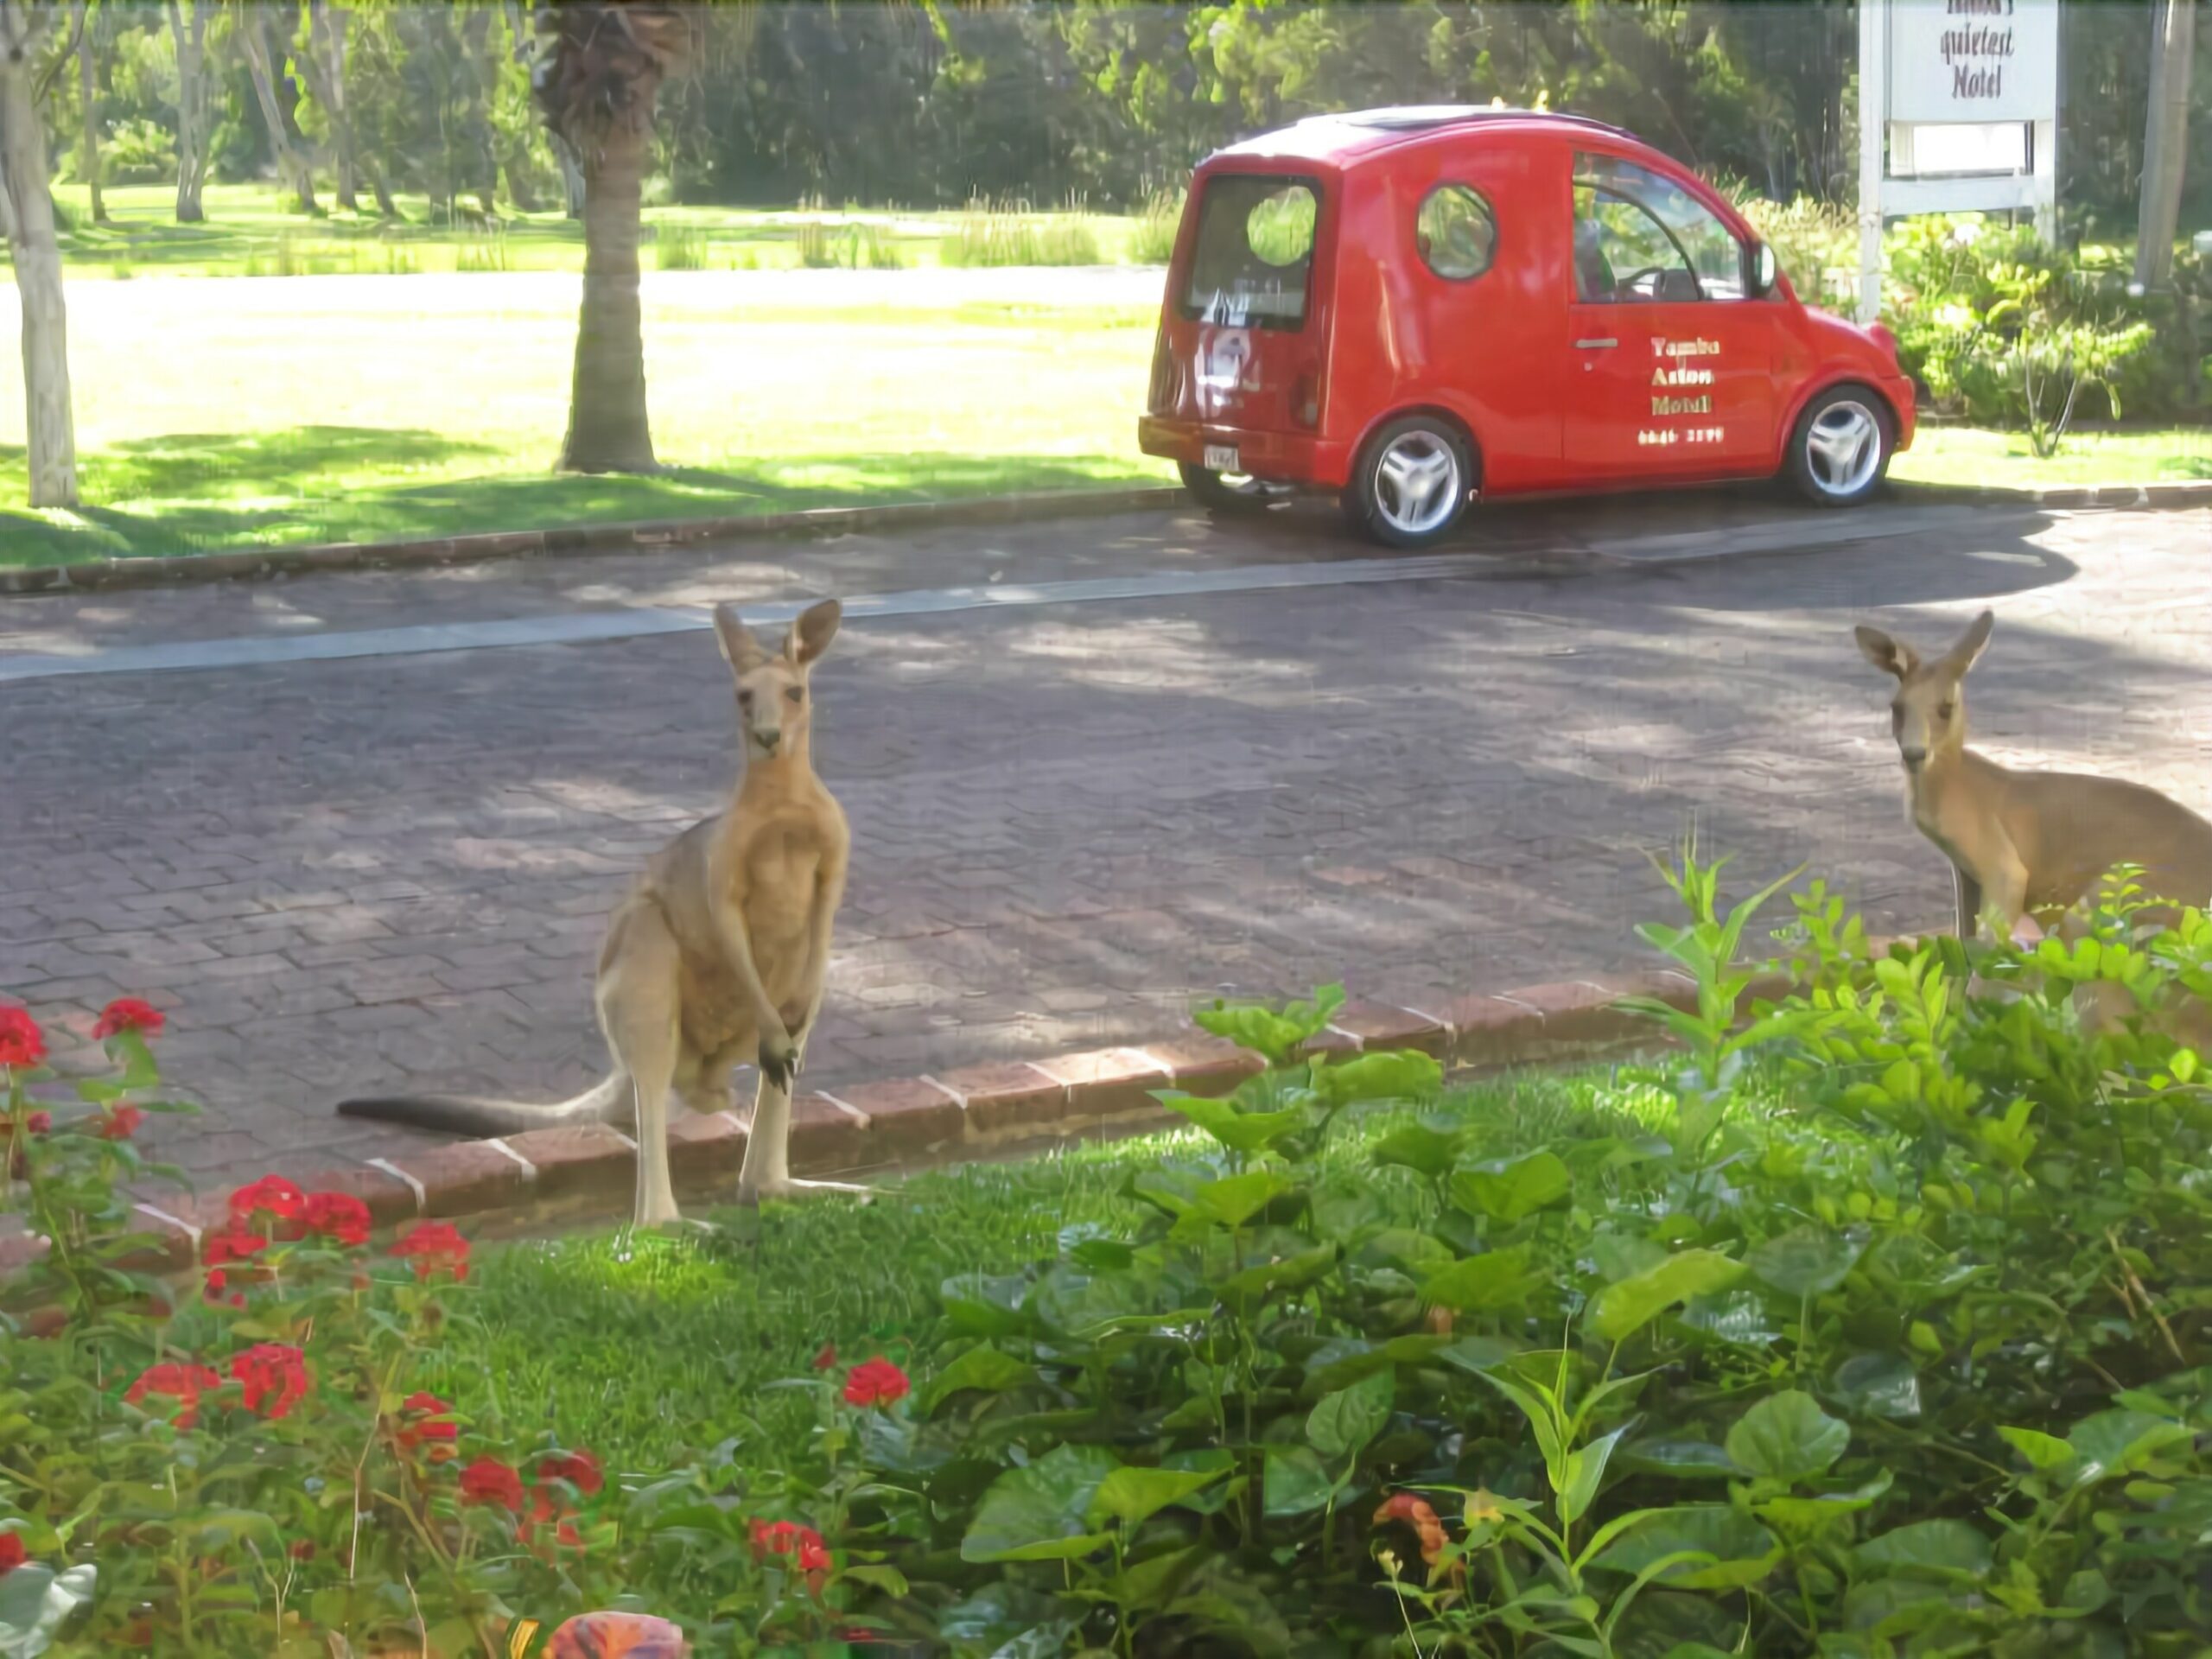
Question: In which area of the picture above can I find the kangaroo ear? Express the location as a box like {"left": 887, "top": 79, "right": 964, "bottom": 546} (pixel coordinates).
{"left": 1854, "top": 624, "right": 1918, "bottom": 680}
{"left": 787, "top": 599, "right": 842, "bottom": 667}
{"left": 714, "top": 603, "right": 771, "bottom": 673}
{"left": 1947, "top": 609, "right": 1994, "bottom": 675}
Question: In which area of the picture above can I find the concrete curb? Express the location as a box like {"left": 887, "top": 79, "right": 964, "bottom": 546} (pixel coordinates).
{"left": 1, "top": 963, "right": 1808, "bottom": 1310}
{"left": 1891, "top": 477, "right": 2212, "bottom": 511}
{"left": 0, "top": 485, "right": 1190, "bottom": 598}
{"left": 4, "top": 475, "right": 2204, "bottom": 599}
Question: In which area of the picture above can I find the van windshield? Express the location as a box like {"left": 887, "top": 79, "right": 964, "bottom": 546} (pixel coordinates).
{"left": 1180, "top": 175, "right": 1319, "bottom": 330}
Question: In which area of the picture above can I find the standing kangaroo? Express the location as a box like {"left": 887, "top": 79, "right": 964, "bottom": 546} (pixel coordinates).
{"left": 1854, "top": 610, "right": 2212, "bottom": 940}
{"left": 340, "top": 599, "right": 858, "bottom": 1226}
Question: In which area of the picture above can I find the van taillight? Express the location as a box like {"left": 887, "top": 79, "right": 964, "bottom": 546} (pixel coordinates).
{"left": 1292, "top": 372, "right": 1321, "bottom": 429}
{"left": 1148, "top": 328, "right": 1174, "bottom": 413}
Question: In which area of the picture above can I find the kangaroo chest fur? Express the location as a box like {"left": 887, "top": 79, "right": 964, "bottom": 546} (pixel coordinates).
{"left": 647, "top": 789, "right": 845, "bottom": 1056}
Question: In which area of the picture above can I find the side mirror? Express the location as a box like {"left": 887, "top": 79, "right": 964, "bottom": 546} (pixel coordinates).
{"left": 1754, "top": 241, "right": 1779, "bottom": 297}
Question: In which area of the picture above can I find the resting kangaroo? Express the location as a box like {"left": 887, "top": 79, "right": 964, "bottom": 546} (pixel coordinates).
{"left": 340, "top": 599, "right": 858, "bottom": 1226}
{"left": 1855, "top": 609, "right": 2212, "bottom": 1040}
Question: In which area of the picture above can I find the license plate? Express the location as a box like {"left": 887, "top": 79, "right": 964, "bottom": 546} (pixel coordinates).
{"left": 1203, "top": 444, "right": 1240, "bottom": 474}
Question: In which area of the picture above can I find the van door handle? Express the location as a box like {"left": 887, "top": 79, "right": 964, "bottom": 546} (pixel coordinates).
{"left": 1574, "top": 337, "right": 1618, "bottom": 349}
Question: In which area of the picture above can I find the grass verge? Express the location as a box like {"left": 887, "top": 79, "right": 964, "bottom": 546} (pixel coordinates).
{"left": 421, "top": 1066, "right": 1650, "bottom": 1473}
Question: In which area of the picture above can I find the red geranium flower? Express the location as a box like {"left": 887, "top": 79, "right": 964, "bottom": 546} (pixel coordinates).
{"left": 460, "top": 1458, "right": 524, "bottom": 1512}
{"left": 230, "top": 1344, "right": 309, "bottom": 1421}
{"left": 537, "top": 1449, "right": 604, "bottom": 1497}
{"left": 24, "top": 1110, "right": 49, "bottom": 1135}
{"left": 288, "top": 1540, "right": 316, "bottom": 1561}
{"left": 749, "top": 1518, "right": 826, "bottom": 1562}
{"left": 812, "top": 1342, "right": 837, "bottom": 1370}
{"left": 92, "top": 998, "right": 166, "bottom": 1040}
{"left": 229, "top": 1175, "right": 308, "bottom": 1238}
{"left": 124, "top": 1361, "right": 225, "bottom": 1429}
{"left": 1374, "top": 1491, "right": 1451, "bottom": 1570}
{"left": 395, "top": 1393, "right": 459, "bottom": 1459}
{"left": 798, "top": 1535, "right": 831, "bottom": 1573}
{"left": 0, "top": 1007, "right": 45, "bottom": 1071}
{"left": 302, "top": 1190, "right": 372, "bottom": 1248}
{"left": 99, "top": 1104, "right": 144, "bottom": 1141}
{"left": 526, "top": 1491, "right": 586, "bottom": 1551}
{"left": 842, "top": 1356, "right": 911, "bottom": 1408}
{"left": 391, "top": 1221, "right": 470, "bottom": 1284}
{"left": 201, "top": 1224, "right": 270, "bottom": 1302}
{"left": 0, "top": 1533, "right": 26, "bottom": 1574}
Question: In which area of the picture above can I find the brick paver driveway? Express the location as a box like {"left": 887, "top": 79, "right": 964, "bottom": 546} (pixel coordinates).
{"left": 3, "top": 492, "right": 2207, "bottom": 1192}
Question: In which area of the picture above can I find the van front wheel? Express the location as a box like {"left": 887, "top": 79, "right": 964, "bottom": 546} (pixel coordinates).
{"left": 1178, "top": 461, "right": 1290, "bottom": 514}
{"left": 1785, "top": 386, "right": 1892, "bottom": 507}
{"left": 1342, "top": 417, "right": 1473, "bottom": 548}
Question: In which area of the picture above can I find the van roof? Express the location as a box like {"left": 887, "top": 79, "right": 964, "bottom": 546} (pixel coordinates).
{"left": 1205, "top": 105, "right": 1635, "bottom": 169}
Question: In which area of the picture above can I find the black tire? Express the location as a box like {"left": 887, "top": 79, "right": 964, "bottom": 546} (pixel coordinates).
{"left": 1178, "top": 460, "right": 1287, "bottom": 514}
{"left": 1339, "top": 415, "right": 1475, "bottom": 549}
{"left": 1784, "top": 385, "right": 1894, "bottom": 508}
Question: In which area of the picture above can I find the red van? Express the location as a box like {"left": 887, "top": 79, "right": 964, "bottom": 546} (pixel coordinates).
{"left": 1139, "top": 107, "right": 1915, "bottom": 548}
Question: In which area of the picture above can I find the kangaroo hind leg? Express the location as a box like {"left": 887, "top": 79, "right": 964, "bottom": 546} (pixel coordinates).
{"left": 597, "top": 908, "right": 688, "bottom": 1227}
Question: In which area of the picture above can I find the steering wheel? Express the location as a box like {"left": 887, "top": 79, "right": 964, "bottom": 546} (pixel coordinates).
{"left": 1616, "top": 265, "right": 1669, "bottom": 300}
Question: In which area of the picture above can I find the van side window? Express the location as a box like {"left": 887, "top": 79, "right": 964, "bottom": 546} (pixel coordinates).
{"left": 1181, "top": 176, "right": 1320, "bottom": 330}
{"left": 1416, "top": 185, "right": 1497, "bottom": 281}
{"left": 1572, "top": 153, "right": 1747, "bottom": 304}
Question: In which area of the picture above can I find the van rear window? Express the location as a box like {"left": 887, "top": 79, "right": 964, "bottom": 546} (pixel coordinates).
{"left": 1180, "top": 175, "right": 1319, "bottom": 330}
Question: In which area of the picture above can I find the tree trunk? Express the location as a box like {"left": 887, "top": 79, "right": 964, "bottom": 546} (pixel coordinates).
{"left": 240, "top": 3, "right": 318, "bottom": 214}
{"left": 166, "top": 0, "right": 209, "bottom": 221}
{"left": 303, "top": 0, "right": 358, "bottom": 213}
{"left": 554, "top": 132, "right": 585, "bottom": 218}
{"left": 0, "top": 17, "right": 83, "bottom": 510}
{"left": 72, "top": 0, "right": 105, "bottom": 222}
{"left": 559, "top": 118, "right": 655, "bottom": 472}
{"left": 2135, "top": 0, "right": 2196, "bottom": 290}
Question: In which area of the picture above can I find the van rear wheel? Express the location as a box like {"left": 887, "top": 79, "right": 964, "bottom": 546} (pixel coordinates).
{"left": 1342, "top": 416, "right": 1473, "bottom": 549}
{"left": 1178, "top": 461, "right": 1290, "bottom": 514}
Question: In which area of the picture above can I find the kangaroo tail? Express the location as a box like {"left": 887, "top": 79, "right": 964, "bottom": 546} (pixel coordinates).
{"left": 337, "top": 1071, "right": 632, "bottom": 1139}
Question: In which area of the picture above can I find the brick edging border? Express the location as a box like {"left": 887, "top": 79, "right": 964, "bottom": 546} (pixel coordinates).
{"left": 3, "top": 964, "right": 1810, "bottom": 1306}
{"left": 4, "top": 475, "right": 2206, "bottom": 598}
{"left": 0, "top": 485, "right": 1190, "bottom": 598}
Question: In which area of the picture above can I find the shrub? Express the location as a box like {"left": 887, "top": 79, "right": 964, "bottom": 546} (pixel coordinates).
{"left": 1884, "top": 213, "right": 2196, "bottom": 435}
{"left": 1128, "top": 187, "right": 1185, "bottom": 265}
{"left": 103, "top": 118, "right": 176, "bottom": 187}
{"left": 654, "top": 224, "right": 709, "bottom": 271}
{"left": 1738, "top": 194, "right": 1857, "bottom": 310}
{"left": 942, "top": 199, "right": 1103, "bottom": 269}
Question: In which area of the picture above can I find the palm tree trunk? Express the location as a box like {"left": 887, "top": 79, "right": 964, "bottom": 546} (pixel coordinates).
{"left": 166, "top": 0, "right": 209, "bottom": 222}
{"left": 0, "top": 20, "right": 82, "bottom": 509}
{"left": 559, "top": 118, "right": 656, "bottom": 472}
{"left": 73, "top": 0, "right": 106, "bottom": 222}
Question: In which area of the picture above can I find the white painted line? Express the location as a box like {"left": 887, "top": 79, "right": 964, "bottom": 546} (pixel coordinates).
{"left": 1122, "top": 1047, "right": 1177, "bottom": 1084}
{"left": 1322, "top": 1022, "right": 1367, "bottom": 1051}
{"left": 366, "top": 1157, "right": 427, "bottom": 1214}
{"left": 918, "top": 1074, "right": 968, "bottom": 1108}
{"left": 0, "top": 504, "right": 1999, "bottom": 685}
{"left": 484, "top": 1138, "right": 539, "bottom": 1182}
{"left": 601, "top": 1128, "right": 639, "bottom": 1152}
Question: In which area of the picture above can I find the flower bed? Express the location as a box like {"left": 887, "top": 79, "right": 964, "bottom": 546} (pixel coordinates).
{"left": 6, "top": 856, "right": 2212, "bottom": 1656}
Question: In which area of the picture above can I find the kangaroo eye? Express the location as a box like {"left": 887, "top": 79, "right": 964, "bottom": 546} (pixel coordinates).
{"left": 786, "top": 686, "right": 804, "bottom": 704}
{"left": 1937, "top": 702, "right": 1955, "bottom": 720}
{"left": 737, "top": 689, "right": 753, "bottom": 707}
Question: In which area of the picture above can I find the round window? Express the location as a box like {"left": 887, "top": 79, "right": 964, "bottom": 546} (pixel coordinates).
{"left": 1416, "top": 185, "right": 1497, "bottom": 281}
{"left": 1246, "top": 183, "right": 1318, "bottom": 269}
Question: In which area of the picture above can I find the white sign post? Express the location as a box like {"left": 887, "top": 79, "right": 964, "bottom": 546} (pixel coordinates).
{"left": 1856, "top": 0, "right": 2061, "bottom": 321}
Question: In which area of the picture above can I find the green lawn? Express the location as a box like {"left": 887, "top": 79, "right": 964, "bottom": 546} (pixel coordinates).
{"left": 1891, "top": 422, "right": 2212, "bottom": 489}
{"left": 48, "top": 181, "right": 1168, "bottom": 280}
{"left": 0, "top": 251, "right": 2200, "bottom": 569}
{"left": 419, "top": 1067, "right": 1643, "bottom": 1473}
{"left": 0, "top": 272, "right": 1174, "bottom": 566}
